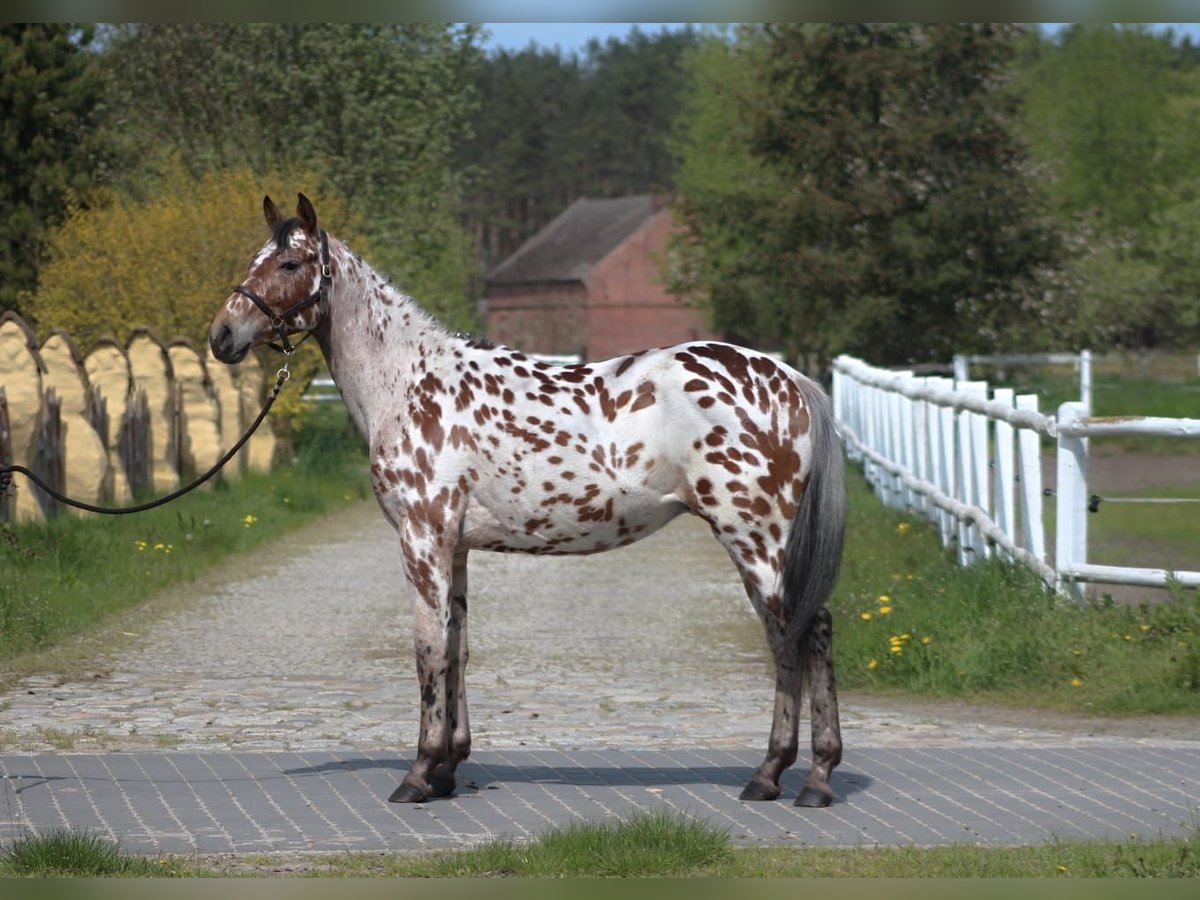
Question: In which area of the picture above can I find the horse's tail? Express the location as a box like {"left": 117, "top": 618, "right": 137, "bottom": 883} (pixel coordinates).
{"left": 782, "top": 376, "right": 847, "bottom": 645}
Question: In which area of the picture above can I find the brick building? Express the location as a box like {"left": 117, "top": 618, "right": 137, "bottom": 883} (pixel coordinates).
{"left": 483, "top": 195, "right": 719, "bottom": 361}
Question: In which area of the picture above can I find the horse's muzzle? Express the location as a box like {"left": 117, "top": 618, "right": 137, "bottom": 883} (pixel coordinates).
{"left": 209, "top": 321, "right": 247, "bottom": 364}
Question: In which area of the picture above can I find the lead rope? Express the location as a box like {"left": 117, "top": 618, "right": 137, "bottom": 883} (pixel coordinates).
{"left": 0, "top": 361, "right": 292, "bottom": 516}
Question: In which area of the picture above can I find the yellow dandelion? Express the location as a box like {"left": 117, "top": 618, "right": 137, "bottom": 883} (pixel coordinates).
{"left": 921, "top": 636, "right": 932, "bottom": 645}
{"left": 242, "top": 514, "right": 258, "bottom": 527}
{"left": 867, "top": 659, "right": 879, "bottom": 670}
{"left": 879, "top": 606, "right": 893, "bottom": 615}
{"left": 860, "top": 612, "right": 873, "bottom": 621}
{"left": 154, "top": 542, "right": 165, "bottom": 551}
{"left": 878, "top": 594, "right": 891, "bottom": 604}
{"left": 1072, "top": 648, "right": 1083, "bottom": 656}
{"left": 896, "top": 523, "right": 911, "bottom": 535}
{"left": 1056, "top": 865, "right": 1068, "bottom": 874}
{"left": 1070, "top": 677, "right": 1083, "bottom": 688}
{"left": 890, "top": 645, "right": 903, "bottom": 654}
{"left": 1139, "top": 624, "right": 1150, "bottom": 633}
{"left": 1123, "top": 634, "right": 1132, "bottom": 641}
{"left": 135, "top": 540, "right": 147, "bottom": 551}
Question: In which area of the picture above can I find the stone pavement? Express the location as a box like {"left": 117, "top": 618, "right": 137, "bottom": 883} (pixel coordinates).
{"left": 1, "top": 745, "right": 1197, "bottom": 853}
{"left": 2, "top": 502, "right": 1198, "bottom": 855}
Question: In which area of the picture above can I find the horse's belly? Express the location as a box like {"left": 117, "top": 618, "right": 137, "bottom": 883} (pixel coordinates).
{"left": 461, "top": 488, "right": 687, "bottom": 556}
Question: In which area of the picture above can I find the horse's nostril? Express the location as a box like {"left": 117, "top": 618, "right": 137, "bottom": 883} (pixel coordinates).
{"left": 211, "top": 323, "right": 233, "bottom": 356}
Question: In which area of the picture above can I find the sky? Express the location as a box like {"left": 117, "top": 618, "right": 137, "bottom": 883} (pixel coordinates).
{"left": 480, "top": 22, "right": 689, "bottom": 54}
{"left": 480, "top": 21, "right": 1200, "bottom": 55}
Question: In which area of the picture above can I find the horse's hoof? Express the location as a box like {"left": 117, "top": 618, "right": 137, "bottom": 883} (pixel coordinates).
{"left": 794, "top": 785, "right": 833, "bottom": 808}
{"left": 388, "top": 781, "right": 429, "bottom": 804}
{"left": 429, "top": 767, "right": 457, "bottom": 798}
{"left": 739, "top": 779, "right": 781, "bottom": 802}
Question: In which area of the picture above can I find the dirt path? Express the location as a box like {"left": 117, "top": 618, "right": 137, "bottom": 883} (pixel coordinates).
{"left": 3, "top": 499, "right": 1197, "bottom": 756}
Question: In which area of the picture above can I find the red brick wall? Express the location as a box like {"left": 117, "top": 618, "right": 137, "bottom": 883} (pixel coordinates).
{"left": 485, "top": 282, "right": 587, "bottom": 356}
{"left": 584, "top": 209, "right": 717, "bottom": 360}
{"left": 484, "top": 207, "right": 719, "bottom": 361}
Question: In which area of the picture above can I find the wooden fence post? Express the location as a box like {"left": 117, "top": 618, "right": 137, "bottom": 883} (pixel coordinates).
{"left": 1055, "top": 401, "right": 1088, "bottom": 604}
{"left": 993, "top": 387, "right": 1016, "bottom": 563}
{"left": 1015, "top": 394, "right": 1046, "bottom": 570}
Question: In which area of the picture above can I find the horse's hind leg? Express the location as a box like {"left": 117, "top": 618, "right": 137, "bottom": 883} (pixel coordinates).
{"left": 429, "top": 550, "right": 471, "bottom": 798}
{"left": 795, "top": 606, "right": 842, "bottom": 807}
{"left": 740, "top": 619, "right": 802, "bottom": 802}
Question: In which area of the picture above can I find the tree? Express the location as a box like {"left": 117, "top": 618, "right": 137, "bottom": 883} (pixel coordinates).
{"left": 672, "top": 24, "right": 1064, "bottom": 368}
{"left": 460, "top": 26, "right": 700, "bottom": 271}
{"left": 668, "top": 28, "right": 786, "bottom": 350}
{"left": 1019, "top": 24, "right": 1182, "bottom": 232}
{"left": 1015, "top": 25, "right": 1200, "bottom": 351}
{"left": 22, "top": 157, "right": 366, "bottom": 350}
{"left": 0, "top": 24, "right": 116, "bottom": 315}
{"left": 98, "top": 24, "right": 483, "bottom": 330}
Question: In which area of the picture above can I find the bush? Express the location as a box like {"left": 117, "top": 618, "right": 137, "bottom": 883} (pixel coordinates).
{"left": 21, "top": 157, "right": 368, "bottom": 351}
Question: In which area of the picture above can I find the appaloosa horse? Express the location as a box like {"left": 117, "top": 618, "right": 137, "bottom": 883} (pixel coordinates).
{"left": 210, "top": 194, "right": 847, "bottom": 807}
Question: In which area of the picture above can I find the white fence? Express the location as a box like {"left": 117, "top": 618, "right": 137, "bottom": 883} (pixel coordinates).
{"left": 832, "top": 353, "right": 1200, "bottom": 602}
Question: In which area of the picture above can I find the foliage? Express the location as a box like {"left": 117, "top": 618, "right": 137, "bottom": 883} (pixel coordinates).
{"left": 462, "top": 26, "right": 699, "bottom": 271}
{"left": 668, "top": 27, "right": 786, "bottom": 352}
{"left": 672, "top": 24, "right": 1064, "bottom": 369}
{"left": 20, "top": 157, "right": 365, "bottom": 353}
{"left": 1017, "top": 25, "right": 1200, "bottom": 351}
{"left": 0, "top": 24, "right": 119, "bottom": 316}
{"left": 97, "top": 24, "right": 483, "bottom": 330}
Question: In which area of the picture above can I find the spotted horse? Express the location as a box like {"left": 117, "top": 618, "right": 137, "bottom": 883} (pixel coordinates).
{"left": 210, "top": 194, "right": 848, "bottom": 808}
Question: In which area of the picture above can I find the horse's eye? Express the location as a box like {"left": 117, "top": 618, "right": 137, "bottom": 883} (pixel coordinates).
{"left": 281, "top": 260, "right": 300, "bottom": 272}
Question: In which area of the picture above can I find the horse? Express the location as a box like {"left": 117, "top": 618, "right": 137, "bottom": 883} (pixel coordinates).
{"left": 210, "top": 193, "right": 847, "bottom": 807}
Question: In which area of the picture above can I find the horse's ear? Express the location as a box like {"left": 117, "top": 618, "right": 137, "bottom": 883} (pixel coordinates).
{"left": 263, "top": 195, "right": 284, "bottom": 228}
{"left": 297, "top": 193, "right": 318, "bottom": 236}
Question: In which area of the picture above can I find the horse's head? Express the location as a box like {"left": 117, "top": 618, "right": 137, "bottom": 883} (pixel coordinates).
{"left": 209, "top": 193, "right": 331, "bottom": 364}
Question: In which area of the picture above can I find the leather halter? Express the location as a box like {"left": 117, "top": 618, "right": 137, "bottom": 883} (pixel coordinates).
{"left": 233, "top": 229, "right": 332, "bottom": 354}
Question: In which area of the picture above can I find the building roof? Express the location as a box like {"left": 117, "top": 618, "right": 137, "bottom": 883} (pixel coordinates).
{"left": 487, "top": 195, "right": 660, "bottom": 285}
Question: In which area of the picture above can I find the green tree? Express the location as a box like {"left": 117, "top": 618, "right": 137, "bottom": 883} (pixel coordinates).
{"left": 673, "top": 24, "right": 1064, "bottom": 368}
{"left": 98, "top": 24, "right": 483, "bottom": 330}
{"left": 461, "top": 26, "right": 699, "bottom": 271}
{"left": 1019, "top": 24, "right": 1182, "bottom": 232}
{"left": 0, "top": 24, "right": 116, "bottom": 314}
{"left": 669, "top": 28, "right": 785, "bottom": 350}
{"left": 1017, "top": 25, "right": 1200, "bottom": 350}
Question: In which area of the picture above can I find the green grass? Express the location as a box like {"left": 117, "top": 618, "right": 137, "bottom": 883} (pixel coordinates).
{"left": 8, "top": 813, "right": 1194, "bottom": 878}
{"left": 0, "top": 829, "right": 190, "bottom": 877}
{"left": 832, "top": 472, "right": 1200, "bottom": 714}
{"left": 0, "top": 403, "right": 370, "bottom": 664}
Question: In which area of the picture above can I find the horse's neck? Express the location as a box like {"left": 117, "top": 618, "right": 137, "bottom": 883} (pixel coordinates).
{"left": 316, "top": 240, "right": 453, "bottom": 441}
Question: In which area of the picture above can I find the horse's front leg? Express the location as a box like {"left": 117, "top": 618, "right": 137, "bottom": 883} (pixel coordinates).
{"left": 389, "top": 529, "right": 456, "bottom": 804}
{"left": 428, "top": 549, "right": 470, "bottom": 798}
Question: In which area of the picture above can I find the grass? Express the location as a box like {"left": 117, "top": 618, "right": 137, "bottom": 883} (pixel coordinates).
{"left": 0, "top": 829, "right": 189, "bottom": 877}
{"left": 831, "top": 472, "right": 1200, "bottom": 715}
{"left": 0, "top": 402, "right": 370, "bottom": 665}
{"left": 4, "top": 813, "right": 1196, "bottom": 878}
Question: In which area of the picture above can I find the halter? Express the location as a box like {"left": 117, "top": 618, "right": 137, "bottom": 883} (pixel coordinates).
{"left": 233, "top": 229, "right": 332, "bottom": 355}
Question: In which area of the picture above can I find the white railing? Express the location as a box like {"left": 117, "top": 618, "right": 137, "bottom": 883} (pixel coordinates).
{"left": 1054, "top": 402, "right": 1200, "bottom": 598}
{"left": 832, "top": 354, "right": 1200, "bottom": 602}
